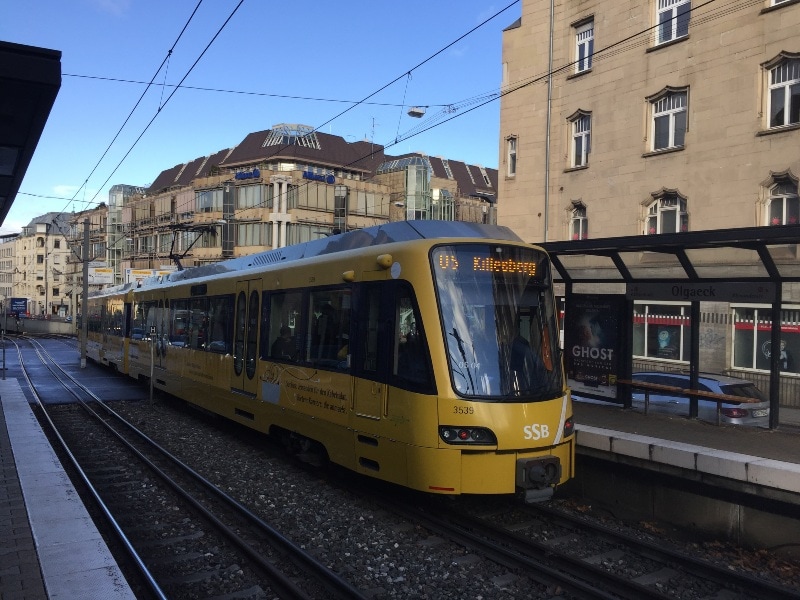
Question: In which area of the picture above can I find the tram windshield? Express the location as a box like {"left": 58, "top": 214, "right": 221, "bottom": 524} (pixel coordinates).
{"left": 432, "top": 243, "right": 564, "bottom": 400}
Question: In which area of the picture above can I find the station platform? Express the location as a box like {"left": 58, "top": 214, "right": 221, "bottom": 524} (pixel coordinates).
{"left": 1, "top": 338, "right": 799, "bottom": 598}
{"left": 0, "top": 376, "right": 136, "bottom": 600}
{"left": 573, "top": 399, "right": 800, "bottom": 500}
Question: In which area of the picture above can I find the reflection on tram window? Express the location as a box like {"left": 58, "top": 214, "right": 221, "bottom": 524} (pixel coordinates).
{"left": 206, "top": 295, "right": 234, "bottom": 353}
{"left": 308, "top": 288, "right": 351, "bottom": 369}
{"left": 267, "top": 291, "right": 302, "bottom": 362}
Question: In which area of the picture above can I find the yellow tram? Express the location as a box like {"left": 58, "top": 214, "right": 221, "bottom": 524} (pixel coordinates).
{"left": 87, "top": 221, "right": 575, "bottom": 501}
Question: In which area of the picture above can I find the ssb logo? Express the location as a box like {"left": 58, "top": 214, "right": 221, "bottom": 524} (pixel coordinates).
{"left": 523, "top": 423, "right": 550, "bottom": 440}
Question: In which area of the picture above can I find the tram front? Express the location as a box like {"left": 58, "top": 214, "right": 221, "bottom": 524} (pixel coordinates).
{"left": 431, "top": 242, "right": 575, "bottom": 502}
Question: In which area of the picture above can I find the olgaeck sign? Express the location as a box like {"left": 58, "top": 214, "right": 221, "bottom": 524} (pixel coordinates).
{"left": 626, "top": 282, "right": 776, "bottom": 303}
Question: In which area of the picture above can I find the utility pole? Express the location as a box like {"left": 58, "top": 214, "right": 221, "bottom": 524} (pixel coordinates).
{"left": 81, "top": 218, "right": 89, "bottom": 368}
{"left": 44, "top": 223, "right": 49, "bottom": 317}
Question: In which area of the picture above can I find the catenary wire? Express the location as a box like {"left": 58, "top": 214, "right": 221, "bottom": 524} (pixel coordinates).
{"left": 24, "top": 0, "right": 763, "bottom": 231}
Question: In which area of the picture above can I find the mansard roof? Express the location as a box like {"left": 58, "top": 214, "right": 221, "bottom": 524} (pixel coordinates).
{"left": 221, "top": 128, "right": 387, "bottom": 174}
{"left": 145, "top": 125, "right": 497, "bottom": 202}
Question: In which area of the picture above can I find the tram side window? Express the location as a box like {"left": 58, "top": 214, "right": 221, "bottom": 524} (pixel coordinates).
{"left": 88, "top": 302, "right": 102, "bottom": 334}
{"left": 206, "top": 295, "right": 234, "bottom": 353}
{"left": 170, "top": 299, "right": 188, "bottom": 347}
{"left": 100, "top": 302, "right": 109, "bottom": 335}
{"left": 139, "top": 301, "right": 160, "bottom": 340}
{"left": 145, "top": 301, "right": 167, "bottom": 342}
{"left": 308, "top": 289, "right": 351, "bottom": 369}
{"left": 393, "top": 285, "right": 433, "bottom": 389}
{"left": 131, "top": 301, "right": 146, "bottom": 339}
{"left": 267, "top": 291, "right": 302, "bottom": 361}
{"left": 188, "top": 297, "right": 208, "bottom": 350}
{"left": 109, "top": 302, "right": 124, "bottom": 337}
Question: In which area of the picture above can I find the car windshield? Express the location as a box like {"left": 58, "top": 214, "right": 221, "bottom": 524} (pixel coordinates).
{"left": 431, "top": 243, "right": 564, "bottom": 401}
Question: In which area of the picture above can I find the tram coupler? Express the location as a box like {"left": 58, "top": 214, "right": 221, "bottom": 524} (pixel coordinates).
{"left": 516, "top": 456, "right": 561, "bottom": 503}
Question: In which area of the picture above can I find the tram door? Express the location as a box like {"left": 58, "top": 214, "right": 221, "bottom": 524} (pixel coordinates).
{"left": 154, "top": 297, "right": 168, "bottom": 370}
{"left": 231, "top": 279, "right": 262, "bottom": 397}
{"left": 352, "top": 281, "right": 387, "bottom": 422}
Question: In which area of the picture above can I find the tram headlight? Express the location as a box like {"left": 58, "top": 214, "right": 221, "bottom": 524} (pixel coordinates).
{"left": 563, "top": 416, "right": 575, "bottom": 437}
{"left": 439, "top": 426, "right": 497, "bottom": 445}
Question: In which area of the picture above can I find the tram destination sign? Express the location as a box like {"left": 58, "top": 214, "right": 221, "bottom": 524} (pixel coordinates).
{"left": 627, "top": 281, "right": 776, "bottom": 303}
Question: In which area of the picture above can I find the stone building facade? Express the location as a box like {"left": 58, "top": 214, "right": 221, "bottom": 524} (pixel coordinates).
{"left": 497, "top": 0, "right": 800, "bottom": 400}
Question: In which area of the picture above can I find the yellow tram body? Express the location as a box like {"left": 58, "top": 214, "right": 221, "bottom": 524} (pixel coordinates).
{"left": 86, "top": 222, "right": 575, "bottom": 501}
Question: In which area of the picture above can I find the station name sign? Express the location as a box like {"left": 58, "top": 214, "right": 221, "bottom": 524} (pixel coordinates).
{"left": 302, "top": 170, "right": 335, "bottom": 184}
{"left": 627, "top": 282, "right": 776, "bottom": 303}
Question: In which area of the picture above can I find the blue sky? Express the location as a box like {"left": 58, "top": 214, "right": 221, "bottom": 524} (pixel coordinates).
{"left": 1, "top": 0, "right": 519, "bottom": 234}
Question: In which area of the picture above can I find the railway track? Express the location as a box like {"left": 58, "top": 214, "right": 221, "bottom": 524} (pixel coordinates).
{"left": 14, "top": 335, "right": 367, "bottom": 600}
{"left": 13, "top": 335, "right": 798, "bottom": 599}
{"left": 375, "top": 491, "right": 800, "bottom": 600}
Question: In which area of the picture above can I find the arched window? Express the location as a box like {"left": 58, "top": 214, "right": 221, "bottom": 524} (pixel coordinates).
{"left": 570, "top": 202, "right": 588, "bottom": 240}
{"left": 646, "top": 192, "right": 688, "bottom": 234}
{"left": 768, "top": 178, "right": 799, "bottom": 225}
{"left": 570, "top": 112, "right": 591, "bottom": 167}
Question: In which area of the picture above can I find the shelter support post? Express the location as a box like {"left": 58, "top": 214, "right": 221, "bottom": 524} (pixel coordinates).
{"left": 770, "top": 284, "right": 782, "bottom": 429}
{"left": 688, "top": 301, "right": 701, "bottom": 419}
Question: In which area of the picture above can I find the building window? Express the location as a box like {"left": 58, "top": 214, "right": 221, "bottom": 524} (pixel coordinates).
{"left": 479, "top": 166, "right": 491, "bottom": 186}
{"left": 575, "top": 20, "right": 594, "bottom": 73}
{"left": 506, "top": 137, "right": 517, "bottom": 177}
{"left": 646, "top": 192, "right": 688, "bottom": 234}
{"left": 236, "top": 184, "right": 263, "bottom": 209}
{"left": 633, "top": 302, "right": 690, "bottom": 362}
{"left": 651, "top": 89, "right": 687, "bottom": 151}
{"left": 767, "top": 56, "right": 800, "bottom": 129}
{"left": 237, "top": 222, "right": 268, "bottom": 246}
{"left": 768, "top": 178, "right": 799, "bottom": 225}
{"left": 656, "top": 0, "right": 690, "bottom": 45}
{"left": 441, "top": 158, "right": 453, "bottom": 179}
{"left": 733, "top": 306, "right": 799, "bottom": 374}
{"left": 569, "top": 112, "right": 591, "bottom": 167}
{"left": 195, "top": 189, "right": 223, "bottom": 213}
{"left": 570, "top": 202, "right": 588, "bottom": 240}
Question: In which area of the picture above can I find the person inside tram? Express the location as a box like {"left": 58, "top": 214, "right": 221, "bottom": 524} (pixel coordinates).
{"left": 271, "top": 326, "right": 296, "bottom": 361}
{"left": 509, "top": 311, "right": 546, "bottom": 392}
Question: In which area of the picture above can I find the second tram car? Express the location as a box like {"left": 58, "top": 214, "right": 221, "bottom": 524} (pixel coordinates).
{"left": 87, "top": 221, "right": 575, "bottom": 501}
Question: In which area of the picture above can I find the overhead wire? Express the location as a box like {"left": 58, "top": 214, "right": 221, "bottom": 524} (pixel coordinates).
{"left": 30, "top": 0, "right": 760, "bottom": 232}
{"left": 59, "top": 1, "right": 206, "bottom": 218}
{"left": 220, "top": 0, "right": 745, "bottom": 223}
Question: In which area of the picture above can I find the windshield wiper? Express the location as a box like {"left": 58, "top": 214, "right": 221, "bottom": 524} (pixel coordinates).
{"left": 449, "top": 327, "right": 475, "bottom": 394}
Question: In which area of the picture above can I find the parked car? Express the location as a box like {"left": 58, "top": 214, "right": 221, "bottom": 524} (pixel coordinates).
{"left": 631, "top": 372, "right": 770, "bottom": 426}
{"left": 64, "top": 315, "right": 72, "bottom": 323}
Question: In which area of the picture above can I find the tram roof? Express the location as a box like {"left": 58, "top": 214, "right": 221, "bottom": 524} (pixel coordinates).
{"left": 541, "top": 224, "right": 800, "bottom": 285}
